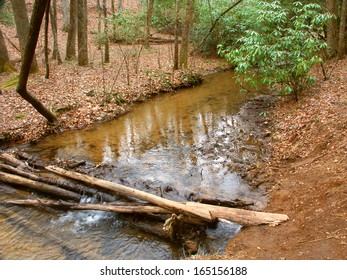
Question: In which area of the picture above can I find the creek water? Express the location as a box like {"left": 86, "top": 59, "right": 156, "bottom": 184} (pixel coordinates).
{"left": 0, "top": 71, "right": 267, "bottom": 259}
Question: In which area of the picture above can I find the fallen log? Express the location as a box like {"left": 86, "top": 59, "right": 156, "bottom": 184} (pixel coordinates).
{"left": 0, "top": 162, "right": 117, "bottom": 202}
{"left": 187, "top": 192, "right": 254, "bottom": 208}
{"left": 45, "top": 166, "right": 215, "bottom": 222}
{"left": 4, "top": 198, "right": 172, "bottom": 214}
{"left": 0, "top": 171, "right": 81, "bottom": 201}
{"left": 184, "top": 202, "right": 289, "bottom": 226}
{"left": 0, "top": 152, "right": 27, "bottom": 169}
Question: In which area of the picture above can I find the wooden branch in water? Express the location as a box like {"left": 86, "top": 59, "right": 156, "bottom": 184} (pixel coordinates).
{"left": 0, "top": 171, "right": 81, "bottom": 201}
{"left": 184, "top": 202, "right": 289, "bottom": 226}
{"left": 45, "top": 165, "right": 216, "bottom": 222}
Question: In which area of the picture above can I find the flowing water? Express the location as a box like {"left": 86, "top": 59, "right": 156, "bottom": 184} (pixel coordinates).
{"left": 0, "top": 71, "right": 267, "bottom": 259}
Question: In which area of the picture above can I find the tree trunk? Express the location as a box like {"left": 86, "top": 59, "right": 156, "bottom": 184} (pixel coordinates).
{"left": 10, "top": 0, "right": 39, "bottom": 73}
{"left": 44, "top": 0, "right": 50, "bottom": 79}
{"left": 45, "top": 165, "right": 215, "bottom": 222}
{"left": 103, "top": 0, "right": 110, "bottom": 63}
{"left": 77, "top": 0, "right": 88, "bottom": 65}
{"left": 326, "top": 0, "right": 339, "bottom": 57}
{"left": 338, "top": 0, "right": 347, "bottom": 59}
{"left": 173, "top": 0, "right": 180, "bottom": 70}
{"left": 16, "top": 0, "right": 57, "bottom": 123}
{"left": 145, "top": 0, "right": 155, "bottom": 48}
{"left": 50, "top": 0, "right": 63, "bottom": 63}
{"left": 62, "top": 0, "right": 70, "bottom": 31}
{"left": 179, "top": 0, "right": 194, "bottom": 69}
{"left": 0, "top": 27, "right": 15, "bottom": 72}
{"left": 66, "top": 0, "right": 78, "bottom": 60}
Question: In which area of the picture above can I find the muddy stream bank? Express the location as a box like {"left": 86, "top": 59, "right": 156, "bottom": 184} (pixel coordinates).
{"left": 0, "top": 71, "right": 275, "bottom": 259}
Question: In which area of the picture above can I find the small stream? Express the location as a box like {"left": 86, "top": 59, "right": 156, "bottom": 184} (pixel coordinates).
{"left": 0, "top": 71, "right": 268, "bottom": 259}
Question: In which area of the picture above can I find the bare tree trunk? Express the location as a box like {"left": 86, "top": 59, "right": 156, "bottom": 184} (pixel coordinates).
{"left": 77, "top": 0, "right": 88, "bottom": 65}
{"left": 173, "top": 0, "right": 180, "bottom": 70}
{"left": 10, "top": 0, "right": 39, "bottom": 73}
{"left": 50, "top": 0, "right": 63, "bottom": 63}
{"left": 0, "top": 27, "right": 15, "bottom": 72}
{"left": 179, "top": 0, "right": 194, "bottom": 69}
{"left": 62, "top": 0, "right": 70, "bottom": 31}
{"left": 66, "top": 0, "right": 77, "bottom": 60}
{"left": 338, "top": 0, "right": 347, "bottom": 59}
{"left": 44, "top": 0, "right": 50, "bottom": 79}
{"left": 103, "top": 0, "right": 110, "bottom": 63}
{"left": 16, "top": 0, "right": 57, "bottom": 123}
{"left": 326, "top": 0, "right": 339, "bottom": 57}
{"left": 145, "top": 0, "right": 155, "bottom": 48}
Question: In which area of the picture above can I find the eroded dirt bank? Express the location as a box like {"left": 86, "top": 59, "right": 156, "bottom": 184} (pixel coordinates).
{"left": 213, "top": 58, "right": 347, "bottom": 260}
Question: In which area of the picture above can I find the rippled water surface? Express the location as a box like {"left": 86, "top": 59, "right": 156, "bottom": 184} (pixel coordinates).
{"left": 0, "top": 71, "right": 266, "bottom": 259}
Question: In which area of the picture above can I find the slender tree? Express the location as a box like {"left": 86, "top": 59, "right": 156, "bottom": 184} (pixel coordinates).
{"left": 66, "top": 0, "right": 77, "bottom": 60}
{"left": 16, "top": 0, "right": 57, "bottom": 123}
{"left": 77, "top": 0, "right": 88, "bottom": 65}
{"left": 50, "top": 0, "right": 63, "bottom": 63}
{"left": 103, "top": 0, "right": 110, "bottom": 62}
{"left": 326, "top": 0, "right": 339, "bottom": 57}
{"left": 173, "top": 0, "right": 180, "bottom": 70}
{"left": 179, "top": 0, "right": 195, "bottom": 69}
{"left": 145, "top": 0, "right": 155, "bottom": 48}
{"left": 62, "top": 0, "right": 70, "bottom": 31}
{"left": 44, "top": 0, "right": 50, "bottom": 79}
{"left": 10, "top": 0, "right": 39, "bottom": 73}
{"left": 0, "top": 27, "right": 15, "bottom": 72}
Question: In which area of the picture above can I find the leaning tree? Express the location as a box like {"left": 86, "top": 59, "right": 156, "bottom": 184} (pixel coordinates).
{"left": 16, "top": 0, "right": 57, "bottom": 123}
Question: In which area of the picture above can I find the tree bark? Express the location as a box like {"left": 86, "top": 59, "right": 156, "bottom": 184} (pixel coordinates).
{"left": 173, "top": 0, "right": 180, "bottom": 70}
{"left": 45, "top": 165, "right": 215, "bottom": 222}
{"left": 326, "top": 0, "right": 339, "bottom": 57}
{"left": 179, "top": 0, "right": 194, "bottom": 69}
{"left": 0, "top": 27, "right": 15, "bottom": 72}
{"left": 62, "top": 0, "right": 70, "bottom": 31}
{"left": 145, "top": 0, "right": 155, "bottom": 48}
{"left": 338, "top": 0, "right": 347, "bottom": 59}
{"left": 66, "top": 0, "right": 78, "bottom": 60}
{"left": 103, "top": 0, "right": 110, "bottom": 63}
{"left": 10, "top": 0, "right": 39, "bottom": 73}
{"left": 16, "top": 0, "right": 57, "bottom": 123}
{"left": 50, "top": 0, "right": 63, "bottom": 63}
{"left": 77, "top": 0, "right": 88, "bottom": 65}
{"left": 44, "top": 0, "right": 50, "bottom": 79}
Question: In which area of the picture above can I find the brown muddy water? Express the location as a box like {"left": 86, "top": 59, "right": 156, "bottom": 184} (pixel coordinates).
{"left": 0, "top": 71, "right": 268, "bottom": 259}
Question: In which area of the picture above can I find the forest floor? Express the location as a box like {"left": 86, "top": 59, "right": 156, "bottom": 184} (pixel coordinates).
{"left": 0, "top": 1, "right": 346, "bottom": 260}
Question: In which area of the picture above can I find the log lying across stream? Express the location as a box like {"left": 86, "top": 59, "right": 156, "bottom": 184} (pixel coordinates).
{"left": 0, "top": 151, "right": 289, "bottom": 245}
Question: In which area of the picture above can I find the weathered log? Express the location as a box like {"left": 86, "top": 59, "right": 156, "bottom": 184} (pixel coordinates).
{"left": 184, "top": 202, "right": 289, "bottom": 226}
{"left": 0, "top": 152, "right": 27, "bottom": 169}
{"left": 3, "top": 199, "right": 210, "bottom": 228}
{"left": 4, "top": 198, "right": 171, "bottom": 214}
{"left": 45, "top": 166, "right": 215, "bottom": 222}
{"left": 0, "top": 162, "right": 116, "bottom": 202}
{"left": 0, "top": 171, "right": 81, "bottom": 201}
{"left": 187, "top": 192, "right": 254, "bottom": 208}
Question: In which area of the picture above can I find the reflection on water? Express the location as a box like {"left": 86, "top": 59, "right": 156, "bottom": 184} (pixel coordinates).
{"left": 0, "top": 71, "right": 264, "bottom": 259}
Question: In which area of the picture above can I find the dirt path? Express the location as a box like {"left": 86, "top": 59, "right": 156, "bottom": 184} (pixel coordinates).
{"left": 218, "top": 58, "right": 347, "bottom": 260}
